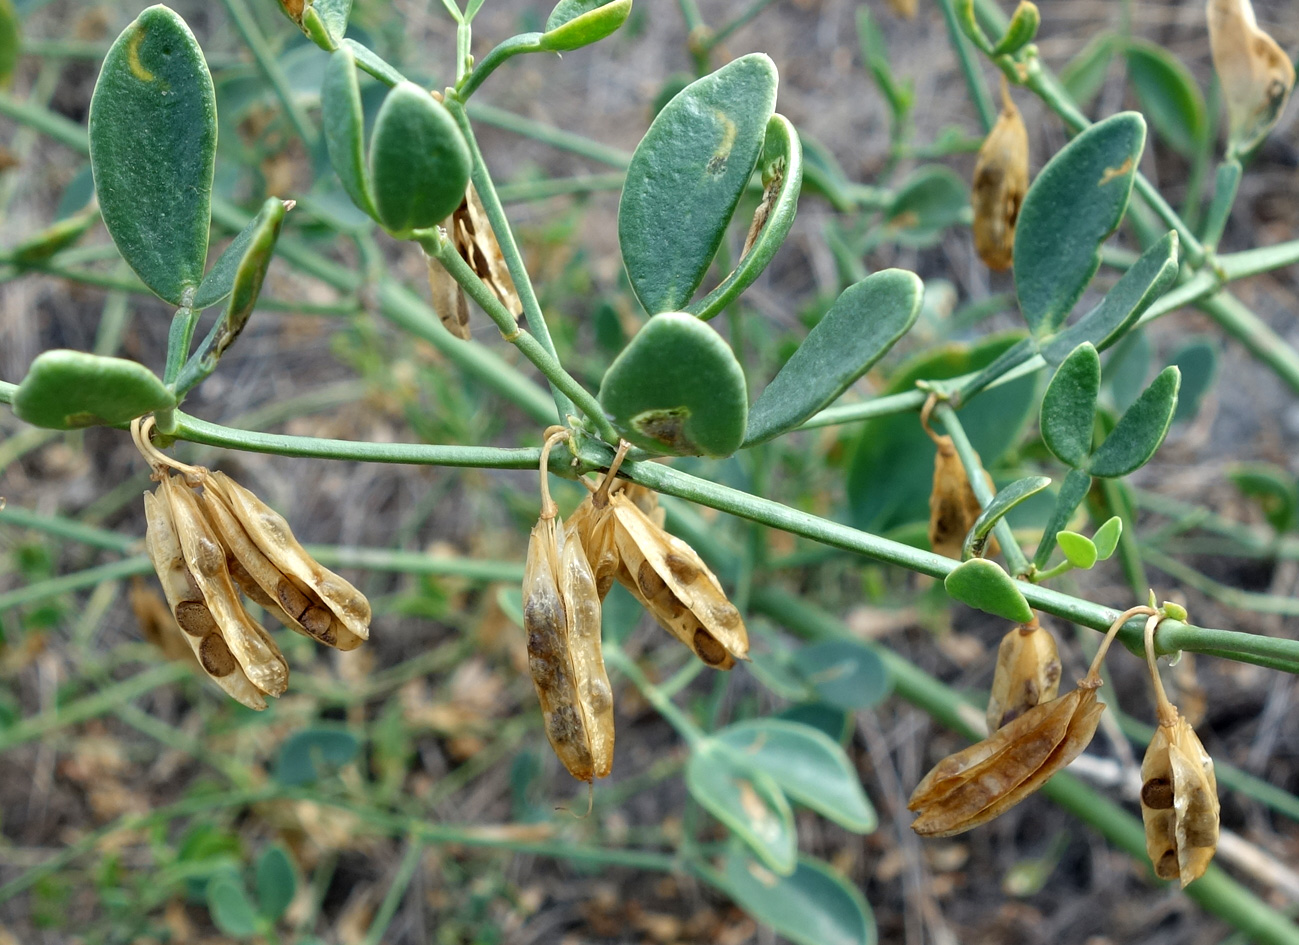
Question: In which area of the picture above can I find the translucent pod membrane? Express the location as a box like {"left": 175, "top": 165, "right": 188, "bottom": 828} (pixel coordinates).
{"left": 927, "top": 433, "right": 997, "bottom": 561}
{"left": 1140, "top": 715, "right": 1219, "bottom": 886}
{"left": 986, "top": 620, "right": 1062, "bottom": 732}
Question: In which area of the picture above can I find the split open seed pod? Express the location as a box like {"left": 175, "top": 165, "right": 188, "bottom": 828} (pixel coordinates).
{"left": 972, "top": 79, "right": 1029, "bottom": 271}
{"left": 928, "top": 433, "right": 998, "bottom": 560}
{"left": 986, "top": 618, "right": 1062, "bottom": 731}
{"left": 1207, "top": 0, "right": 1295, "bottom": 154}
{"left": 427, "top": 182, "right": 522, "bottom": 339}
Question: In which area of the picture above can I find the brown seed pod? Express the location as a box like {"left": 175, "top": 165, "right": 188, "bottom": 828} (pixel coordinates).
{"left": 972, "top": 80, "right": 1029, "bottom": 271}
{"left": 142, "top": 488, "right": 269, "bottom": 710}
{"left": 427, "top": 183, "right": 523, "bottom": 339}
{"left": 926, "top": 434, "right": 998, "bottom": 560}
{"left": 560, "top": 518, "right": 615, "bottom": 779}
{"left": 1207, "top": 0, "right": 1295, "bottom": 154}
{"left": 986, "top": 618, "right": 1062, "bottom": 731}
{"left": 910, "top": 604, "right": 1159, "bottom": 837}
{"left": 1139, "top": 614, "right": 1219, "bottom": 886}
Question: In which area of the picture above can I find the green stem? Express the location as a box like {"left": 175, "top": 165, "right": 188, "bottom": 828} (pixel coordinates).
{"left": 604, "top": 645, "right": 705, "bottom": 746}
{"left": 934, "top": 0, "right": 997, "bottom": 132}
{"left": 466, "top": 102, "right": 631, "bottom": 169}
{"left": 496, "top": 172, "right": 625, "bottom": 204}
{"left": 456, "top": 33, "right": 544, "bottom": 100}
{"left": 1217, "top": 240, "right": 1299, "bottom": 281}
{"left": 704, "top": 0, "right": 778, "bottom": 50}
{"left": 218, "top": 0, "right": 318, "bottom": 148}
{"left": 1197, "top": 292, "right": 1299, "bottom": 396}
{"left": 0, "top": 557, "right": 153, "bottom": 611}
{"left": 1142, "top": 545, "right": 1299, "bottom": 617}
{"left": 932, "top": 402, "right": 1029, "bottom": 576}
{"left": 0, "top": 505, "right": 137, "bottom": 552}
{"left": 362, "top": 837, "right": 426, "bottom": 945}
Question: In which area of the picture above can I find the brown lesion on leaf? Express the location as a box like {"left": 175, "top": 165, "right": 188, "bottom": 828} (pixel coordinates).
{"left": 706, "top": 111, "right": 738, "bottom": 177}
{"left": 632, "top": 406, "right": 698, "bottom": 453}
{"left": 1098, "top": 157, "right": 1135, "bottom": 186}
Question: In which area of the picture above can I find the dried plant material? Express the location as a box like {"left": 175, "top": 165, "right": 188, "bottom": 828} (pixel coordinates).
{"left": 911, "top": 604, "right": 1160, "bottom": 836}
{"left": 972, "top": 80, "right": 1029, "bottom": 271}
{"left": 986, "top": 618, "right": 1062, "bottom": 731}
{"left": 740, "top": 159, "right": 784, "bottom": 259}
{"left": 925, "top": 426, "right": 998, "bottom": 559}
{"left": 1140, "top": 614, "right": 1219, "bottom": 886}
{"left": 523, "top": 430, "right": 614, "bottom": 781}
{"left": 885, "top": 0, "right": 918, "bottom": 18}
{"left": 427, "top": 183, "right": 523, "bottom": 339}
{"left": 130, "top": 577, "right": 196, "bottom": 665}
{"left": 427, "top": 250, "right": 470, "bottom": 339}
{"left": 1207, "top": 0, "right": 1295, "bottom": 154}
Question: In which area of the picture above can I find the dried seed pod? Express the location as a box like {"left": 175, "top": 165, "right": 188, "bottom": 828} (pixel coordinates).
{"left": 740, "top": 159, "right": 784, "bottom": 259}
{"left": 427, "top": 249, "right": 471, "bottom": 340}
{"left": 566, "top": 495, "right": 620, "bottom": 600}
{"left": 198, "top": 483, "right": 364, "bottom": 651}
{"left": 1207, "top": 0, "right": 1295, "bottom": 154}
{"left": 204, "top": 471, "right": 371, "bottom": 643}
{"left": 928, "top": 434, "right": 997, "bottom": 559}
{"left": 1139, "top": 613, "right": 1219, "bottom": 886}
{"left": 143, "top": 489, "right": 268, "bottom": 710}
{"left": 986, "top": 618, "right": 1062, "bottom": 731}
{"left": 427, "top": 183, "right": 523, "bottom": 339}
{"left": 560, "top": 520, "right": 615, "bottom": 779}
{"left": 161, "top": 474, "right": 290, "bottom": 697}
{"left": 972, "top": 80, "right": 1029, "bottom": 271}
{"left": 130, "top": 577, "right": 194, "bottom": 664}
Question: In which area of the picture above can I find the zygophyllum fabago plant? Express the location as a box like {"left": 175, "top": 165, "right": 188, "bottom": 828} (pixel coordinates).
{"left": 3, "top": 0, "right": 1299, "bottom": 940}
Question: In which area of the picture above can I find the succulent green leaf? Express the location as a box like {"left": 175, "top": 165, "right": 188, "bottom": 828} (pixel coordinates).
{"left": 369, "top": 82, "right": 471, "bottom": 233}
{"left": 321, "top": 47, "right": 379, "bottom": 221}
{"left": 541, "top": 0, "right": 631, "bottom": 51}
{"left": 1061, "top": 32, "right": 1116, "bottom": 108}
{"left": 717, "top": 846, "right": 876, "bottom": 945}
{"left": 952, "top": 0, "right": 992, "bottom": 53}
{"left": 1092, "top": 515, "right": 1123, "bottom": 558}
{"left": 744, "top": 270, "right": 921, "bottom": 446}
{"left": 689, "top": 113, "right": 803, "bottom": 322}
{"left": 716, "top": 719, "right": 876, "bottom": 833}
{"left": 343, "top": 38, "right": 404, "bottom": 87}
{"left": 207, "top": 875, "right": 258, "bottom": 938}
{"left": 254, "top": 847, "right": 297, "bottom": 922}
{"left": 944, "top": 558, "right": 1034, "bottom": 623}
{"left": 306, "top": 0, "right": 351, "bottom": 48}
{"left": 1014, "top": 112, "right": 1146, "bottom": 335}
{"left": 1125, "top": 41, "right": 1207, "bottom": 159}
{"left": 686, "top": 740, "right": 797, "bottom": 875}
{"left": 598, "top": 312, "right": 747, "bottom": 457}
{"left": 1167, "top": 337, "right": 1217, "bottom": 423}
{"left": 273, "top": 726, "right": 360, "bottom": 785}
{"left": 1228, "top": 464, "right": 1297, "bottom": 533}
{"left": 791, "top": 640, "right": 892, "bottom": 711}
{"left": 991, "top": 0, "right": 1040, "bottom": 57}
{"left": 195, "top": 200, "right": 280, "bottom": 310}
{"left": 0, "top": 0, "right": 19, "bottom": 87}
{"left": 13, "top": 350, "right": 175, "bottom": 430}
{"left": 89, "top": 6, "right": 216, "bottom": 306}
{"left": 619, "top": 54, "right": 778, "bottom": 314}
{"left": 1040, "top": 342, "right": 1100, "bottom": 468}
{"left": 962, "top": 476, "right": 1052, "bottom": 560}
{"left": 1088, "top": 365, "right": 1180, "bottom": 477}
{"left": 882, "top": 166, "right": 969, "bottom": 248}
{"left": 1033, "top": 467, "right": 1093, "bottom": 568}
{"left": 1056, "top": 530, "right": 1098, "bottom": 569}
{"left": 1039, "top": 231, "right": 1179, "bottom": 367}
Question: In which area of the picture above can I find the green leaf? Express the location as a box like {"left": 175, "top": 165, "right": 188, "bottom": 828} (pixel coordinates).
{"left": 688, "top": 113, "right": 804, "bottom": 322}
{"left": 1039, "top": 231, "right": 1179, "bottom": 367}
{"left": 1228, "top": 463, "right": 1297, "bottom": 533}
{"left": 882, "top": 166, "right": 969, "bottom": 248}
{"left": 717, "top": 846, "right": 876, "bottom": 945}
{"left": 1088, "top": 365, "right": 1180, "bottom": 477}
{"left": 1033, "top": 467, "right": 1092, "bottom": 568}
{"left": 686, "top": 740, "right": 796, "bottom": 874}
{"left": 1040, "top": 342, "right": 1100, "bottom": 468}
{"left": 1014, "top": 112, "right": 1146, "bottom": 336}
{"left": 321, "top": 47, "right": 379, "bottom": 222}
{"left": 991, "top": 0, "right": 1040, "bottom": 56}
{"left": 1092, "top": 515, "right": 1122, "bottom": 558}
{"left": 369, "top": 82, "right": 471, "bottom": 233}
{"left": 195, "top": 200, "right": 284, "bottom": 310}
{"left": 1167, "top": 337, "right": 1217, "bottom": 423}
{"left": 962, "top": 476, "right": 1052, "bottom": 560}
{"left": 89, "top": 6, "right": 217, "bottom": 306}
{"left": 273, "top": 726, "right": 361, "bottom": 785}
{"left": 1125, "top": 41, "right": 1207, "bottom": 159}
{"left": 744, "top": 270, "right": 921, "bottom": 446}
{"left": 791, "top": 640, "right": 891, "bottom": 711}
{"left": 777, "top": 703, "right": 852, "bottom": 744}
{"left": 715, "top": 719, "right": 876, "bottom": 833}
{"left": 1061, "top": 32, "right": 1116, "bottom": 108}
{"left": 207, "top": 875, "right": 259, "bottom": 938}
{"left": 1056, "top": 530, "right": 1098, "bottom": 569}
{"left": 540, "top": 0, "right": 631, "bottom": 51}
{"left": 944, "top": 558, "right": 1033, "bottom": 623}
{"left": 598, "top": 312, "right": 747, "bottom": 457}
{"left": 254, "top": 846, "right": 296, "bottom": 922}
{"left": 619, "top": 53, "right": 777, "bottom": 314}
{"left": 0, "top": 0, "right": 18, "bottom": 87}
{"left": 13, "top": 350, "right": 175, "bottom": 429}
{"left": 309, "top": 0, "right": 352, "bottom": 47}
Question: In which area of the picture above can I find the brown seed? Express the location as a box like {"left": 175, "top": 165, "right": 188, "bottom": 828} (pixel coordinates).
{"left": 1141, "top": 777, "right": 1175, "bottom": 810}
{"left": 692, "top": 627, "right": 730, "bottom": 666}
{"left": 1208, "top": 0, "right": 1295, "bottom": 153}
{"left": 174, "top": 600, "right": 220, "bottom": 638}
{"left": 972, "top": 79, "right": 1029, "bottom": 271}
{"left": 199, "top": 633, "right": 239, "bottom": 677}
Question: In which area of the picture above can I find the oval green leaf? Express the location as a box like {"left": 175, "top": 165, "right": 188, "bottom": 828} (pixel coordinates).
{"left": 883, "top": 165, "right": 969, "bottom": 248}
{"left": 619, "top": 53, "right": 777, "bottom": 314}
{"left": 369, "top": 82, "right": 471, "bottom": 234}
{"left": 1092, "top": 515, "right": 1123, "bottom": 558}
{"left": 1125, "top": 41, "right": 1207, "bottom": 159}
{"left": 254, "top": 846, "right": 297, "bottom": 922}
{"left": 717, "top": 846, "right": 876, "bottom": 945}
{"left": 1056, "top": 530, "right": 1098, "bottom": 569}
{"left": 745, "top": 269, "right": 921, "bottom": 446}
{"left": 944, "top": 558, "right": 1033, "bottom": 623}
{"left": 599, "top": 312, "right": 747, "bottom": 457}
{"left": 716, "top": 719, "right": 876, "bottom": 833}
{"left": 1014, "top": 112, "right": 1146, "bottom": 336}
{"left": 962, "top": 475, "right": 1052, "bottom": 560}
{"left": 689, "top": 113, "right": 804, "bottom": 322}
{"left": 1040, "top": 342, "right": 1100, "bottom": 468}
{"left": 541, "top": 0, "right": 631, "bottom": 51}
{"left": 1039, "top": 231, "right": 1179, "bottom": 367}
{"left": 322, "top": 47, "right": 379, "bottom": 221}
{"left": 686, "top": 740, "right": 796, "bottom": 875}
{"left": 13, "top": 350, "right": 176, "bottom": 430}
{"left": 1032, "top": 466, "right": 1093, "bottom": 569}
{"left": 304, "top": 0, "right": 351, "bottom": 49}
{"left": 1088, "top": 365, "right": 1180, "bottom": 478}
{"left": 195, "top": 199, "right": 285, "bottom": 310}
{"left": 790, "top": 639, "right": 891, "bottom": 711}
{"left": 89, "top": 6, "right": 216, "bottom": 306}
{"left": 207, "top": 875, "right": 258, "bottom": 938}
